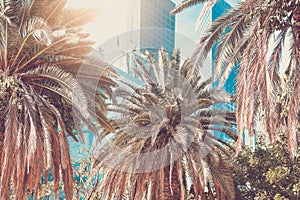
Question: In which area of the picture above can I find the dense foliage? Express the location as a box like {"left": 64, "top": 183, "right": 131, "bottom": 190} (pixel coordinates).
{"left": 232, "top": 131, "right": 300, "bottom": 200}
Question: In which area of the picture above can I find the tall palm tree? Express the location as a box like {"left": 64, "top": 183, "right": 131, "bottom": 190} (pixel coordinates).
{"left": 171, "top": 0, "right": 300, "bottom": 156}
{"left": 94, "top": 50, "right": 237, "bottom": 199}
{"left": 0, "top": 0, "right": 115, "bottom": 199}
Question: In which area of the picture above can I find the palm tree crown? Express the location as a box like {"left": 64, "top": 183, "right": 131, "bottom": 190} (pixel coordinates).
{"left": 0, "top": 0, "right": 115, "bottom": 199}
{"left": 94, "top": 50, "right": 237, "bottom": 200}
{"left": 172, "top": 0, "right": 300, "bottom": 156}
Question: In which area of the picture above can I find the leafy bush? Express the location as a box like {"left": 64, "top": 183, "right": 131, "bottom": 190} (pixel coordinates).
{"left": 231, "top": 131, "right": 300, "bottom": 200}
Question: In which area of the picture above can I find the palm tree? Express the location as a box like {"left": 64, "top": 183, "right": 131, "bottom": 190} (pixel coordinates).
{"left": 93, "top": 50, "right": 237, "bottom": 199}
{"left": 0, "top": 0, "right": 115, "bottom": 199}
{"left": 171, "top": 0, "right": 300, "bottom": 156}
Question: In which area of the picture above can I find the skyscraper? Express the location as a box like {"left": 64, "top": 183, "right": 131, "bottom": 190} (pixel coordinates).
{"left": 100, "top": 0, "right": 176, "bottom": 73}
{"left": 140, "top": 0, "right": 175, "bottom": 54}
{"left": 194, "top": 0, "right": 233, "bottom": 84}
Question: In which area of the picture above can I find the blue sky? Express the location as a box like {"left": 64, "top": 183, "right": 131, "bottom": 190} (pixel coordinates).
{"left": 174, "top": 3, "right": 204, "bottom": 40}
{"left": 171, "top": 0, "right": 241, "bottom": 59}
{"left": 173, "top": 0, "right": 241, "bottom": 40}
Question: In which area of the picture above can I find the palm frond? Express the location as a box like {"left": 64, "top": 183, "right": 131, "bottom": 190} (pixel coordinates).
{"left": 30, "top": 0, "right": 67, "bottom": 25}
{"left": 189, "top": 8, "right": 242, "bottom": 77}
{"left": 0, "top": 0, "right": 22, "bottom": 24}
{"left": 208, "top": 153, "right": 235, "bottom": 200}
{"left": 59, "top": 8, "right": 99, "bottom": 27}
{"left": 25, "top": 65, "right": 88, "bottom": 113}
{"left": 20, "top": 16, "right": 52, "bottom": 45}
{"left": 287, "top": 27, "right": 300, "bottom": 157}
{"left": 189, "top": 0, "right": 300, "bottom": 155}
{"left": 94, "top": 49, "right": 236, "bottom": 199}
{"left": 213, "top": 15, "right": 248, "bottom": 84}
{"left": 0, "top": 0, "right": 116, "bottom": 198}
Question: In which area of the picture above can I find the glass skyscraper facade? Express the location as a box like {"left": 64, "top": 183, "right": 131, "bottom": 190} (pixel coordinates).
{"left": 140, "top": 0, "right": 175, "bottom": 54}
{"left": 99, "top": 0, "right": 175, "bottom": 73}
{"left": 194, "top": 0, "right": 233, "bottom": 88}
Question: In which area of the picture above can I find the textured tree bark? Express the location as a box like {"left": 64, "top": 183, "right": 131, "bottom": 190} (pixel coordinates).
{"left": 294, "top": 8, "right": 300, "bottom": 41}
{"left": 163, "top": 163, "right": 180, "bottom": 200}
{"left": 0, "top": 130, "right": 4, "bottom": 178}
{"left": 0, "top": 94, "right": 7, "bottom": 179}
{"left": 293, "top": 10, "right": 300, "bottom": 29}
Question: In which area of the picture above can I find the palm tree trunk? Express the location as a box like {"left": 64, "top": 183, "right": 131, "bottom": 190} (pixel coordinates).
{"left": 0, "top": 130, "right": 4, "bottom": 178}
{"left": 164, "top": 163, "right": 180, "bottom": 200}
{"left": 0, "top": 101, "right": 5, "bottom": 178}
{"left": 294, "top": 7, "right": 300, "bottom": 41}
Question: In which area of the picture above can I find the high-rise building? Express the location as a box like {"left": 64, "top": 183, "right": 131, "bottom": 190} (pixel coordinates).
{"left": 194, "top": 0, "right": 233, "bottom": 84}
{"left": 100, "top": 0, "right": 176, "bottom": 73}
{"left": 140, "top": 0, "right": 175, "bottom": 54}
